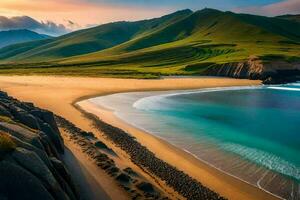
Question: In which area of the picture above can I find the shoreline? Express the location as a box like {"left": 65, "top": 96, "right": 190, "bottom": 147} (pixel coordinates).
{"left": 0, "top": 75, "right": 274, "bottom": 200}
{"left": 78, "top": 86, "right": 285, "bottom": 200}
{"left": 77, "top": 92, "right": 279, "bottom": 200}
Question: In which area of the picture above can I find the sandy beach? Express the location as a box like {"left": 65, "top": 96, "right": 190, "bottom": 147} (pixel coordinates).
{"left": 0, "top": 75, "right": 279, "bottom": 200}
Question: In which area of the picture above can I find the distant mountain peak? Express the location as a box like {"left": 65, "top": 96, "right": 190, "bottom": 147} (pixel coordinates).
{"left": 0, "top": 29, "right": 51, "bottom": 36}
{"left": 152, "top": 9, "right": 193, "bottom": 20}
{"left": 198, "top": 8, "right": 222, "bottom": 13}
{"left": 0, "top": 29, "right": 51, "bottom": 48}
{"left": 277, "top": 14, "right": 300, "bottom": 17}
{"left": 276, "top": 14, "right": 300, "bottom": 23}
{"left": 173, "top": 9, "right": 193, "bottom": 14}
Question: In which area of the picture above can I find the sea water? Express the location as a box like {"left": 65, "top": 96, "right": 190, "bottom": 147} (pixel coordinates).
{"left": 89, "top": 83, "right": 300, "bottom": 199}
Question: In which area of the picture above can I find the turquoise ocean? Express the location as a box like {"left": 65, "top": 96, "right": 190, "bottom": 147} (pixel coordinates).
{"left": 89, "top": 83, "right": 300, "bottom": 199}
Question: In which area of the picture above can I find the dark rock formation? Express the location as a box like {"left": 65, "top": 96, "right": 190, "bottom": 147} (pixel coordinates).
{"left": 0, "top": 91, "right": 79, "bottom": 200}
{"left": 116, "top": 173, "right": 132, "bottom": 184}
{"left": 124, "top": 167, "right": 139, "bottom": 177}
{"left": 56, "top": 114, "right": 168, "bottom": 200}
{"left": 95, "top": 140, "right": 117, "bottom": 156}
{"left": 136, "top": 182, "right": 155, "bottom": 194}
{"left": 201, "top": 56, "right": 300, "bottom": 84}
{"left": 262, "top": 71, "right": 300, "bottom": 84}
{"left": 0, "top": 161, "right": 55, "bottom": 200}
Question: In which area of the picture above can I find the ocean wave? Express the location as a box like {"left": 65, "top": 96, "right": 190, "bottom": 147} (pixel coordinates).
{"left": 221, "top": 143, "right": 300, "bottom": 181}
{"left": 133, "top": 85, "right": 262, "bottom": 110}
{"left": 288, "top": 83, "right": 300, "bottom": 87}
{"left": 268, "top": 86, "right": 300, "bottom": 91}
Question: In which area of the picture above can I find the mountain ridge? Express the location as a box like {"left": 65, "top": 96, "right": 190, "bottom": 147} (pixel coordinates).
{"left": 0, "top": 8, "right": 299, "bottom": 82}
{"left": 276, "top": 14, "right": 300, "bottom": 23}
{"left": 0, "top": 29, "right": 51, "bottom": 48}
{"left": 0, "top": 9, "right": 192, "bottom": 62}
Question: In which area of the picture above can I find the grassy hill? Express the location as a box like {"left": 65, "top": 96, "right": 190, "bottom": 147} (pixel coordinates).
{"left": 277, "top": 14, "right": 300, "bottom": 23}
{"left": 0, "top": 9, "right": 192, "bottom": 62}
{"left": 0, "top": 9, "right": 299, "bottom": 79}
{"left": 0, "top": 29, "right": 50, "bottom": 48}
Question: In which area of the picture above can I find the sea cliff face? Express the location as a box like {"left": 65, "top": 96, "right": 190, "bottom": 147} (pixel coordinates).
{"left": 0, "top": 91, "right": 79, "bottom": 200}
{"left": 204, "top": 56, "right": 300, "bottom": 84}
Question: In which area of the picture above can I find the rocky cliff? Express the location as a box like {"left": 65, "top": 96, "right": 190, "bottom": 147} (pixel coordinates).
{"left": 0, "top": 91, "right": 79, "bottom": 200}
{"left": 202, "top": 56, "right": 300, "bottom": 84}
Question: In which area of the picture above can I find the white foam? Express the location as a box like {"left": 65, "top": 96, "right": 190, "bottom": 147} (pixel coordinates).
{"left": 268, "top": 86, "right": 300, "bottom": 91}
{"left": 289, "top": 83, "right": 300, "bottom": 87}
{"left": 221, "top": 143, "right": 300, "bottom": 181}
{"left": 133, "top": 85, "right": 262, "bottom": 110}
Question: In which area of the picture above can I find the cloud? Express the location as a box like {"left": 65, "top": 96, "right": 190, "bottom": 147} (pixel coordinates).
{"left": 0, "top": 15, "right": 69, "bottom": 36}
{"left": 0, "top": 0, "right": 173, "bottom": 30}
{"left": 234, "top": 0, "right": 300, "bottom": 16}
{"left": 64, "top": 19, "right": 82, "bottom": 30}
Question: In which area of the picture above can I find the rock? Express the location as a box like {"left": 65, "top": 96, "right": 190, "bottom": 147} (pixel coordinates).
{"left": 50, "top": 157, "right": 79, "bottom": 200}
{"left": 23, "top": 102, "right": 34, "bottom": 108}
{"left": 11, "top": 148, "right": 69, "bottom": 200}
{"left": 107, "top": 166, "right": 119, "bottom": 175}
{"left": 95, "top": 141, "right": 109, "bottom": 149}
{"left": 116, "top": 173, "right": 132, "bottom": 184}
{"left": 0, "top": 91, "right": 8, "bottom": 99}
{"left": 12, "top": 109, "right": 40, "bottom": 130}
{"left": 50, "top": 157, "right": 80, "bottom": 200}
{"left": 39, "top": 122, "right": 64, "bottom": 154}
{"left": 124, "top": 167, "right": 139, "bottom": 177}
{"left": 95, "top": 140, "right": 117, "bottom": 156}
{"left": 0, "top": 104, "right": 11, "bottom": 117}
{"left": 202, "top": 56, "right": 300, "bottom": 85}
{"left": 0, "top": 132, "right": 16, "bottom": 159}
{"left": 39, "top": 131, "right": 60, "bottom": 158}
{"left": 0, "top": 91, "right": 80, "bottom": 200}
{"left": 80, "top": 131, "right": 94, "bottom": 138}
{"left": 262, "top": 77, "right": 276, "bottom": 84}
{"left": 0, "top": 161, "right": 54, "bottom": 200}
{"left": 8, "top": 133, "right": 52, "bottom": 168}
{"left": 31, "top": 109, "right": 60, "bottom": 134}
{"left": 0, "top": 122, "right": 45, "bottom": 151}
{"left": 202, "top": 58, "right": 263, "bottom": 79}
{"left": 263, "top": 75, "right": 299, "bottom": 85}
{"left": 136, "top": 182, "right": 155, "bottom": 194}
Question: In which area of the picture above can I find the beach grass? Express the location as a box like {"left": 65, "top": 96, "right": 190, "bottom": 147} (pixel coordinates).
{"left": 0, "top": 132, "right": 16, "bottom": 156}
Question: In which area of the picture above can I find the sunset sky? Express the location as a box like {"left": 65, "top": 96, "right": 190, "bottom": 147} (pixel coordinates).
{"left": 0, "top": 0, "right": 299, "bottom": 35}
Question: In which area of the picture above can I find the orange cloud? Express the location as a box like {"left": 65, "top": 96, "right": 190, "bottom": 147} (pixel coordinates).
{"left": 234, "top": 0, "right": 300, "bottom": 16}
{"left": 0, "top": 0, "right": 173, "bottom": 29}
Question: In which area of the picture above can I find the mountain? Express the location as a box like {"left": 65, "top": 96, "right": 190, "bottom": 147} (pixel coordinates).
{"left": 0, "top": 29, "right": 51, "bottom": 48}
{"left": 0, "top": 9, "right": 299, "bottom": 82}
{"left": 277, "top": 14, "right": 300, "bottom": 23}
{"left": 58, "top": 8, "right": 300, "bottom": 80}
{"left": 0, "top": 9, "right": 192, "bottom": 61}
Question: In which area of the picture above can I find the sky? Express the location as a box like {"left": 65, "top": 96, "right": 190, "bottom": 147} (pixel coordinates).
{"left": 0, "top": 0, "right": 299, "bottom": 35}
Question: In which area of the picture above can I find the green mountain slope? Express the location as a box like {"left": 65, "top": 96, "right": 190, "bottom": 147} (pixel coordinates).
{"left": 0, "top": 39, "right": 53, "bottom": 60}
{"left": 0, "top": 9, "right": 192, "bottom": 62}
{"left": 236, "top": 13, "right": 300, "bottom": 41}
{"left": 0, "top": 9, "right": 299, "bottom": 80}
{"left": 277, "top": 14, "right": 300, "bottom": 23}
{"left": 62, "top": 8, "right": 300, "bottom": 65}
{"left": 0, "top": 29, "right": 50, "bottom": 48}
